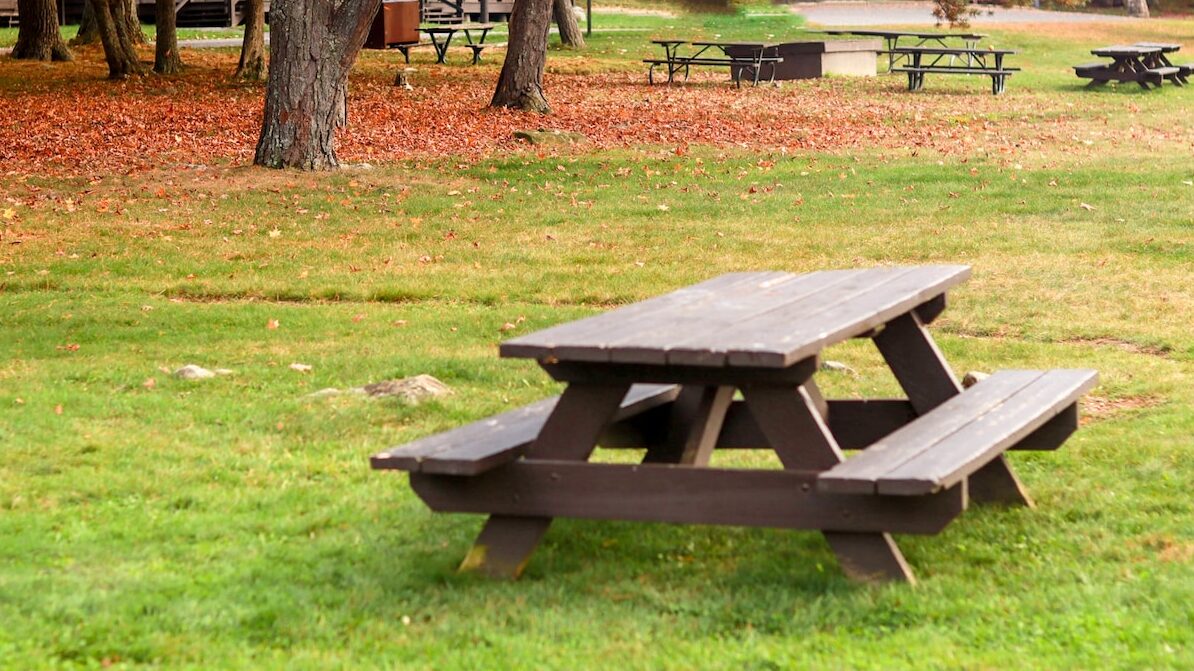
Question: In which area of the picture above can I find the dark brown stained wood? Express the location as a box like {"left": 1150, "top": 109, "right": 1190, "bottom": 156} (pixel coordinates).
{"left": 913, "top": 293, "right": 947, "bottom": 325}
{"left": 500, "top": 266, "right": 970, "bottom": 369}
{"left": 1012, "top": 403, "right": 1079, "bottom": 451}
{"left": 820, "top": 370, "right": 1042, "bottom": 493}
{"left": 371, "top": 383, "right": 678, "bottom": 474}
{"left": 410, "top": 462, "right": 965, "bottom": 534}
{"left": 824, "top": 531, "right": 917, "bottom": 584}
{"left": 457, "top": 380, "right": 631, "bottom": 579}
{"left": 875, "top": 370, "right": 1097, "bottom": 495}
{"left": 723, "top": 266, "right": 972, "bottom": 368}
{"left": 742, "top": 385, "right": 844, "bottom": 470}
{"left": 967, "top": 455, "right": 1034, "bottom": 508}
{"left": 499, "top": 272, "right": 786, "bottom": 361}
{"left": 541, "top": 358, "right": 818, "bottom": 387}
{"left": 817, "top": 370, "right": 1097, "bottom": 496}
{"left": 642, "top": 385, "right": 734, "bottom": 466}
{"left": 617, "top": 271, "right": 860, "bottom": 366}
{"left": 873, "top": 310, "right": 962, "bottom": 413}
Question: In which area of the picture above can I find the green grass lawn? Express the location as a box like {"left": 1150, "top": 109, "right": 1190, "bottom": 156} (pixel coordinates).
{"left": 2, "top": 6, "right": 1194, "bottom": 670}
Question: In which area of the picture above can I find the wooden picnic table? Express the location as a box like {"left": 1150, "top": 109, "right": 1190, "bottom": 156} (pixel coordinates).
{"left": 1075, "top": 45, "right": 1183, "bottom": 89}
{"left": 822, "top": 29, "right": 986, "bottom": 72}
{"left": 893, "top": 46, "right": 1019, "bottom": 95}
{"left": 644, "top": 40, "right": 781, "bottom": 87}
{"left": 421, "top": 22, "right": 495, "bottom": 64}
{"left": 373, "top": 266, "right": 1096, "bottom": 584}
{"left": 1133, "top": 42, "right": 1190, "bottom": 84}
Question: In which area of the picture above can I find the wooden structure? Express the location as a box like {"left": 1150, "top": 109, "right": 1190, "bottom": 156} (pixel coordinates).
{"left": 822, "top": 29, "right": 985, "bottom": 72}
{"left": 1075, "top": 44, "right": 1187, "bottom": 89}
{"left": 893, "top": 47, "right": 1019, "bottom": 95}
{"left": 1, "top": 0, "right": 19, "bottom": 26}
{"left": 373, "top": 266, "right": 1096, "bottom": 584}
{"left": 423, "top": 0, "right": 513, "bottom": 23}
{"left": 644, "top": 40, "right": 782, "bottom": 88}
{"left": 47, "top": 0, "right": 268, "bottom": 27}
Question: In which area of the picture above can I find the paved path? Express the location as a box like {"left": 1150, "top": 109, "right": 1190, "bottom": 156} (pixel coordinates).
{"left": 789, "top": 1, "right": 1133, "bottom": 26}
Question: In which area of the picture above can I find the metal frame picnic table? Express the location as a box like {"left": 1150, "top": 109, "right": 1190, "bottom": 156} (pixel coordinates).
{"left": 645, "top": 40, "right": 781, "bottom": 87}
{"left": 421, "top": 23, "right": 495, "bottom": 64}
{"left": 373, "top": 266, "right": 1096, "bottom": 584}
{"left": 894, "top": 46, "right": 1018, "bottom": 95}
{"left": 822, "top": 30, "right": 985, "bottom": 71}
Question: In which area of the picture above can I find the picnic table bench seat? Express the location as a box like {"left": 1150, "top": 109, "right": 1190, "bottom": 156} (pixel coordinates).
{"left": 818, "top": 369, "right": 1097, "bottom": 496}
{"left": 371, "top": 383, "right": 679, "bottom": 475}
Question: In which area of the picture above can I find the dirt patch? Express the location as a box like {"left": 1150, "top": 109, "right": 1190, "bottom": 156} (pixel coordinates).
{"left": 1081, "top": 394, "right": 1164, "bottom": 424}
{"left": 1065, "top": 336, "right": 1171, "bottom": 358}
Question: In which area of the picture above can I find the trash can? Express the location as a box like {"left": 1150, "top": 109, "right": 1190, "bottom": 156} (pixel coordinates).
{"left": 365, "top": 0, "right": 419, "bottom": 49}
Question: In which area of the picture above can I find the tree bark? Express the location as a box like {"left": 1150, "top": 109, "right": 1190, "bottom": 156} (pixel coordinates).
{"left": 122, "top": 0, "right": 146, "bottom": 44}
{"left": 1125, "top": 0, "right": 1150, "bottom": 17}
{"left": 92, "top": 0, "right": 145, "bottom": 78}
{"left": 73, "top": 0, "right": 100, "bottom": 45}
{"left": 552, "top": 0, "right": 584, "bottom": 49}
{"left": 253, "top": 0, "right": 380, "bottom": 170}
{"left": 235, "top": 0, "right": 267, "bottom": 81}
{"left": 154, "top": 0, "right": 182, "bottom": 74}
{"left": 491, "top": 0, "right": 552, "bottom": 113}
{"left": 12, "top": 0, "right": 73, "bottom": 61}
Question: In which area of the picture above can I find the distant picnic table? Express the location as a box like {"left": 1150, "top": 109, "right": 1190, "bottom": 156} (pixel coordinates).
{"left": 421, "top": 23, "right": 496, "bottom": 64}
{"left": 373, "top": 266, "right": 1096, "bottom": 584}
{"left": 822, "top": 29, "right": 985, "bottom": 71}
{"left": 893, "top": 46, "right": 1019, "bottom": 95}
{"left": 1075, "top": 44, "right": 1189, "bottom": 89}
{"left": 644, "top": 40, "right": 781, "bottom": 87}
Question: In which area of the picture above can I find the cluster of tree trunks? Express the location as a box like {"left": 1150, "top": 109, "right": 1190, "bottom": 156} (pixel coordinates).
{"left": 91, "top": 0, "right": 147, "bottom": 77}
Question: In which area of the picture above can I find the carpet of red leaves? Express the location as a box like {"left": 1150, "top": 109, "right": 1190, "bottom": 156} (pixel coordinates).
{"left": 0, "top": 48, "right": 1083, "bottom": 177}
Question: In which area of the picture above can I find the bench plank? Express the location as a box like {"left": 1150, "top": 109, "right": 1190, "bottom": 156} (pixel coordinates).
{"left": 817, "top": 369, "right": 1097, "bottom": 496}
{"left": 370, "top": 383, "right": 679, "bottom": 475}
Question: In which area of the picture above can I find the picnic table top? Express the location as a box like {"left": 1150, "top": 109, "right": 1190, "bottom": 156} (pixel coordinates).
{"left": 690, "top": 40, "right": 768, "bottom": 47}
{"left": 421, "top": 23, "right": 495, "bottom": 33}
{"left": 1132, "top": 42, "right": 1182, "bottom": 52}
{"left": 894, "top": 46, "right": 1017, "bottom": 55}
{"left": 1091, "top": 45, "right": 1163, "bottom": 57}
{"left": 501, "top": 265, "right": 970, "bottom": 369}
{"left": 823, "top": 29, "right": 986, "bottom": 40}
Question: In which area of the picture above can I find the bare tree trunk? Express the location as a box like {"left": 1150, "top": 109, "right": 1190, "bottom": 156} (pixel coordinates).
{"left": 122, "top": 0, "right": 146, "bottom": 44}
{"left": 73, "top": 0, "right": 100, "bottom": 45}
{"left": 154, "top": 0, "right": 182, "bottom": 73}
{"left": 552, "top": 0, "right": 583, "bottom": 49}
{"left": 12, "top": 0, "right": 73, "bottom": 61}
{"left": 92, "top": 0, "right": 145, "bottom": 78}
{"left": 491, "top": 0, "right": 552, "bottom": 113}
{"left": 253, "top": 0, "right": 380, "bottom": 170}
{"left": 235, "top": 0, "right": 266, "bottom": 81}
{"left": 1125, "top": 0, "right": 1150, "bottom": 17}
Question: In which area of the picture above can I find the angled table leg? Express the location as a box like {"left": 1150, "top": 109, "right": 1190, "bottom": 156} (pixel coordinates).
{"left": 642, "top": 385, "right": 734, "bottom": 466}
{"left": 874, "top": 310, "right": 1032, "bottom": 507}
{"left": 459, "top": 381, "right": 631, "bottom": 578}
{"left": 744, "top": 383, "right": 917, "bottom": 584}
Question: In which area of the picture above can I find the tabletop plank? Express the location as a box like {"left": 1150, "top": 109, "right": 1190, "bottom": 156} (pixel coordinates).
{"left": 501, "top": 265, "right": 971, "bottom": 368}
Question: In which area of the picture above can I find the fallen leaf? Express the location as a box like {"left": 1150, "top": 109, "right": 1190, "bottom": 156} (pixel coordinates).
{"left": 1080, "top": 203, "right": 1095, "bottom": 211}
{"left": 267, "top": 319, "right": 280, "bottom": 330}
{"left": 289, "top": 363, "right": 313, "bottom": 373}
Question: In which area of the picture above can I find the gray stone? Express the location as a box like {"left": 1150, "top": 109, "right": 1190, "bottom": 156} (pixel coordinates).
{"left": 513, "top": 129, "right": 588, "bottom": 146}
{"left": 962, "top": 371, "right": 990, "bottom": 389}
{"left": 819, "top": 360, "right": 857, "bottom": 375}
{"left": 355, "top": 374, "right": 452, "bottom": 403}
{"left": 174, "top": 364, "right": 215, "bottom": 380}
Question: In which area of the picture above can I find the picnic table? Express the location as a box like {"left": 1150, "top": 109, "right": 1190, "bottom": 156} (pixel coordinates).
{"left": 1074, "top": 45, "right": 1184, "bottom": 89}
{"left": 644, "top": 40, "right": 781, "bottom": 87}
{"left": 373, "top": 266, "right": 1096, "bottom": 584}
{"left": 1133, "top": 42, "right": 1191, "bottom": 83}
{"left": 893, "top": 47, "right": 1019, "bottom": 95}
{"left": 421, "top": 23, "right": 495, "bottom": 64}
{"left": 822, "top": 29, "right": 985, "bottom": 71}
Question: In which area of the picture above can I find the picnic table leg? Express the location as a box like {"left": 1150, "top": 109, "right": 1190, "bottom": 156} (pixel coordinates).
{"left": 744, "top": 384, "right": 916, "bottom": 584}
{"left": 458, "top": 381, "right": 632, "bottom": 578}
{"left": 642, "top": 385, "right": 734, "bottom": 466}
{"left": 874, "top": 311, "right": 1033, "bottom": 507}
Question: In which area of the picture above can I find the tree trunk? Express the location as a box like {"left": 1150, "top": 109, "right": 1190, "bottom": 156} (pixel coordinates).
{"left": 253, "top": 0, "right": 380, "bottom": 170}
{"left": 154, "top": 0, "right": 182, "bottom": 74}
{"left": 73, "top": 0, "right": 100, "bottom": 45}
{"left": 552, "top": 0, "right": 584, "bottom": 49}
{"left": 235, "top": 0, "right": 267, "bottom": 81}
{"left": 92, "top": 0, "right": 145, "bottom": 78}
{"left": 12, "top": 0, "right": 73, "bottom": 61}
{"left": 491, "top": 0, "right": 552, "bottom": 113}
{"left": 122, "top": 0, "right": 146, "bottom": 44}
{"left": 1125, "top": 0, "right": 1150, "bottom": 17}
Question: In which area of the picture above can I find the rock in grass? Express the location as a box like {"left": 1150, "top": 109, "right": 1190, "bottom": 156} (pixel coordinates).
{"left": 819, "top": 360, "right": 857, "bottom": 375}
{"left": 357, "top": 375, "right": 452, "bottom": 403}
{"left": 174, "top": 364, "right": 216, "bottom": 380}
{"left": 962, "top": 371, "right": 990, "bottom": 388}
{"left": 513, "top": 129, "right": 588, "bottom": 146}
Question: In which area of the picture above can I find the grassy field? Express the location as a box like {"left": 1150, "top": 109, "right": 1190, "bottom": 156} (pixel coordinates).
{"left": 2, "top": 5, "right": 1193, "bottom": 670}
